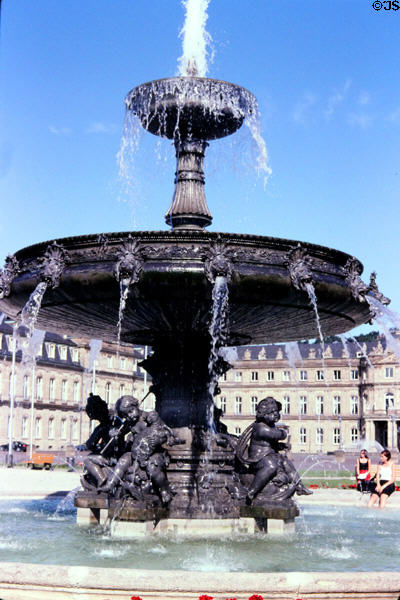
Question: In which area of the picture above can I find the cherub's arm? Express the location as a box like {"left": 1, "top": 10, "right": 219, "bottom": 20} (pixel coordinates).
{"left": 256, "top": 423, "right": 286, "bottom": 442}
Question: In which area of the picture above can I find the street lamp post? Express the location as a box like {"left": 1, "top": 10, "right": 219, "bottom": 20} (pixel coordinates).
{"left": 7, "top": 321, "right": 17, "bottom": 468}
{"left": 29, "top": 363, "right": 35, "bottom": 459}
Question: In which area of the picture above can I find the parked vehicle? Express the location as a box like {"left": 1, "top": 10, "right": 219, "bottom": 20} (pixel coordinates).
{"left": 0, "top": 441, "right": 27, "bottom": 452}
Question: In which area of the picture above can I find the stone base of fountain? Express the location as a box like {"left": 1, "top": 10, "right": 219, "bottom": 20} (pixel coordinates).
{"left": 1, "top": 562, "right": 399, "bottom": 599}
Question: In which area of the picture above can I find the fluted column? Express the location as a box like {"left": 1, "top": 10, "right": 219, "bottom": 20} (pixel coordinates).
{"left": 165, "top": 139, "right": 212, "bottom": 230}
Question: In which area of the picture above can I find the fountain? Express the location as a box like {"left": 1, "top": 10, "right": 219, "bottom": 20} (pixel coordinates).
{"left": 0, "top": 1, "right": 398, "bottom": 597}
{"left": 0, "top": 17, "right": 387, "bottom": 537}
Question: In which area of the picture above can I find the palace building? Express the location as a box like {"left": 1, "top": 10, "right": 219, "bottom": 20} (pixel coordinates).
{"left": 216, "top": 337, "right": 400, "bottom": 454}
{"left": 0, "top": 320, "right": 152, "bottom": 452}
{"left": 1, "top": 316, "right": 399, "bottom": 456}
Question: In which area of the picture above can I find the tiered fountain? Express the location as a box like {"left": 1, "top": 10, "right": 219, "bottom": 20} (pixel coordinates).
{"left": 0, "top": 64, "right": 380, "bottom": 536}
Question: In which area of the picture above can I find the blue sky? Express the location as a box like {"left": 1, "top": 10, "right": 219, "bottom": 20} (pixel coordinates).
{"left": 0, "top": 0, "right": 399, "bottom": 334}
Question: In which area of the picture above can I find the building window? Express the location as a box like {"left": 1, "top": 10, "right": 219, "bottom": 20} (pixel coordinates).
{"left": 333, "top": 396, "right": 341, "bottom": 415}
{"left": 60, "top": 419, "right": 67, "bottom": 439}
{"left": 119, "top": 383, "right": 125, "bottom": 397}
{"left": 58, "top": 345, "right": 67, "bottom": 360}
{"left": 72, "top": 420, "right": 79, "bottom": 440}
{"left": 316, "top": 396, "right": 324, "bottom": 415}
{"left": 49, "top": 378, "right": 55, "bottom": 402}
{"left": 235, "top": 426, "right": 242, "bottom": 435}
{"left": 251, "top": 371, "right": 258, "bottom": 381}
{"left": 333, "top": 428, "right": 341, "bottom": 445}
{"left": 23, "top": 375, "right": 29, "bottom": 400}
{"left": 107, "top": 355, "right": 113, "bottom": 369}
{"left": 251, "top": 396, "right": 258, "bottom": 415}
{"left": 234, "top": 396, "right": 242, "bottom": 415}
{"left": 105, "top": 382, "right": 111, "bottom": 405}
{"left": 316, "top": 370, "right": 324, "bottom": 381}
{"left": 385, "top": 393, "right": 394, "bottom": 411}
{"left": 120, "top": 357, "right": 126, "bottom": 370}
{"left": 333, "top": 370, "right": 341, "bottom": 381}
{"left": 234, "top": 371, "right": 242, "bottom": 382}
{"left": 72, "top": 348, "right": 79, "bottom": 362}
{"left": 351, "top": 369, "right": 359, "bottom": 380}
{"left": 300, "top": 427, "right": 307, "bottom": 444}
{"left": 283, "top": 395, "right": 290, "bottom": 415}
{"left": 218, "top": 396, "right": 226, "bottom": 413}
{"left": 316, "top": 427, "right": 324, "bottom": 445}
{"left": 21, "top": 416, "right": 28, "bottom": 438}
{"left": 300, "top": 396, "right": 307, "bottom": 415}
{"left": 48, "top": 418, "right": 54, "bottom": 439}
{"left": 36, "top": 376, "right": 43, "bottom": 400}
{"left": 220, "top": 372, "right": 227, "bottom": 381}
{"left": 61, "top": 380, "right": 67, "bottom": 402}
{"left": 351, "top": 428, "right": 358, "bottom": 443}
{"left": 267, "top": 371, "right": 274, "bottom": 381}
{"left": 47, "top": 344, "right": 55, "bottom": 358}
{"left": 73, "top": 381, "right": 79, "bottom": 404}
{"left": 35, "top": 417, "right": 42, "bottom": 439}
{"left": 385, "top": 367, "right": 394, "bottom": 378}
{"left": 351, "top": 395, "right": 359, "bottom": 415}
{"left": 300, "top": 370, "right": 307, "bottom": 381}
{"left": 283, "top": 370, "right": 291, "bottom": 382}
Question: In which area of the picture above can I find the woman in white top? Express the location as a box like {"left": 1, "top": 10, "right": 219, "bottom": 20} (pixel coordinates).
{"left": 368, "top": 449, "right": 396, "bottom": 509}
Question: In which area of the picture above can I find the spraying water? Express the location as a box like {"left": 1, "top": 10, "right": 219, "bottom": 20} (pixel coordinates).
{"left": 338, "top": 333, "right": 353, "bottom": 371}
{"left": 21, "top": 281, "right": 48, "bottom": 347}
{"left": 304, "top": 282, "right": 325, "bottom": 353}
{"left": 116, "top": 278, "right": 131, "bottom": 355}
{"left": 20, "top": 329, "right": 46, "bottom": 367}
{"left": 88, "top": 339, "right": 103, "bottom": 394}
{"left": 178, "top": 0, "right": 212, "bottom": 77}
{"left": 208, "top": 275, "right": 229, "bottom": 429}
{"left": 284, "top": 341, "right": 303, "bottom": 382}
{"left": 348, "top": 336, "right": 374, "bottom": 369}
{"left": 368, "top": 296, "right": 400, "bottom": 362}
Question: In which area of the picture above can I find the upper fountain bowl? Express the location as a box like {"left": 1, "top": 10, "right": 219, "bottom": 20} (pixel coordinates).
{"left": 125, "top": 77, "right": 256, "bottom": 141}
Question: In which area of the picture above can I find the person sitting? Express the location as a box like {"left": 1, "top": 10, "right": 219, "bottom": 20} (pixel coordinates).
{"left": 368, "top": 449, "right": 396, "bottom": 509}
{"left": 356, "top": 449, "right": 371, "bottom": 493}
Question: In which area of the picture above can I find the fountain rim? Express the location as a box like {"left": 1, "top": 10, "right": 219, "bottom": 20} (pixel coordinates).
{"left": 125, "top": 75, "right": 257, "bottom": 104}
{"left": 13, "top": 229, "right": 363, "bottom": 271}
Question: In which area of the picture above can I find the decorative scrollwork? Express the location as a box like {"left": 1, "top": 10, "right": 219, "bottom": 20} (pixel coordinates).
{"left": 40, "top": 242, "right": 70, "bottom": 289}
{"left": 368, "top": 271, "right": 390, "bottom": 306}
{"left": 114, "top": 235, "right": 143, "bottom": 284}
{"left": 344, "top": 257, "right": 369, "bottom": 303}
{"left": 285, "top": 244, "right": 313, "bottom": 291}
{"left": 204, "top": 239, "right": 234, "bottom": 283}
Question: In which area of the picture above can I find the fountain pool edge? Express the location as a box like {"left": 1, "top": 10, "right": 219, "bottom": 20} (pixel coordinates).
{"left": 0, "top": 562, "right": 399, "bottom": 600}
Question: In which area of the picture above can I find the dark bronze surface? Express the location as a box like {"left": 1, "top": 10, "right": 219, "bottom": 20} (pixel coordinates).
{"left": 0, "top": 230, "right": 372, "bottom": 345}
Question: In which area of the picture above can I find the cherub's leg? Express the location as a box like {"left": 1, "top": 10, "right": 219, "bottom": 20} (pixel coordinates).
{"left": 147, "top": 460, "right": 172, "bottom": 505}
{"left": 246, "top": 457, "right": 278, "bottom": 503}
{"left": 84, "top": 455, "right": 110, "bottom": 487}
{"left": 99, "top": 453, "right": 132, "bottom": 492}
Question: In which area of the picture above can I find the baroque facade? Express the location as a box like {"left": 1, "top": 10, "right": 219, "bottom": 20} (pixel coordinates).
{"left": 1, "top": 314, "right": 399, "bottom": 456}
{"left": 0, "top": 321, "right": 152, "bottom": 452}
{"left": 216, "top": 337, "right": 400, "bottom": 454}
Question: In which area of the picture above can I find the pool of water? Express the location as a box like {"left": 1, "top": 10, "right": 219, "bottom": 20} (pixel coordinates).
{"left": 0, "top": 497, "right": 399, "bottom": 572}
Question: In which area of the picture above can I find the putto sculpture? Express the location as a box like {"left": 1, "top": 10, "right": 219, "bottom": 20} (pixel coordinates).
{"left": 235, "top": 397, "right": 311, "bottom": 504}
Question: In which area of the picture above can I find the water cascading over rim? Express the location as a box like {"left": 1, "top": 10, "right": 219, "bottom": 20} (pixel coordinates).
{"left": 125, "top": 76, "right": 257, "bottom": 230}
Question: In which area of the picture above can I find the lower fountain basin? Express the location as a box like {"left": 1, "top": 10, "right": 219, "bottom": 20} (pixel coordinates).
{"left": 0, "top": 498, "right": 399, "bottom": 572}
{"left": 0, "top": 231, "right": 372, "bottom": 344}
